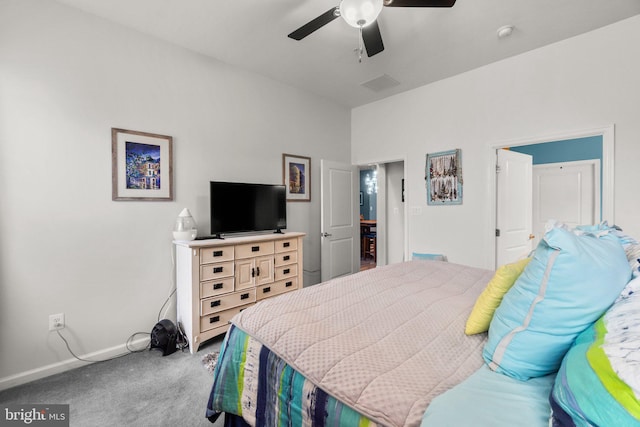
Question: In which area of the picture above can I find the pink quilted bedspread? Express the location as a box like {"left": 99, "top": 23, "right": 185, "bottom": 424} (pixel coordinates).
{"left": 232, "top": 260, "right": 494, "bottom": 427}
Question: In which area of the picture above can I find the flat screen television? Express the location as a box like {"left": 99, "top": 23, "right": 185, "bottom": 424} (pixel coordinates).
{"left": 209, "top": 181, "right": 286, "bottom": 238}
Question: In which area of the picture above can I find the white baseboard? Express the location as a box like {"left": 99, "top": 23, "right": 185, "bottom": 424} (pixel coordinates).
{"left": 0, "top": 336, "right": 150, "bottom": 392}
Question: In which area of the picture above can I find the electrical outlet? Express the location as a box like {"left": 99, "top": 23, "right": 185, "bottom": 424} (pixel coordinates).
{"left": 49, "top": 313, "right": 65, "bottom": 331}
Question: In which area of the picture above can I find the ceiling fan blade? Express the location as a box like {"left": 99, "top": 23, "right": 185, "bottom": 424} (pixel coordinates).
{"left": 362, "top": 21, "right": 384, "bottom": 57}
{"left": 383, "top": 0, "right": 456, "bottom": 7}
{"left": 288, "top": 7, "right": 339, "bottom": 40}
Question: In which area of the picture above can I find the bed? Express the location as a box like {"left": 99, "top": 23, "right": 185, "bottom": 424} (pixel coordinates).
{"left": 206, "top": 222, "right": 640, "bottom": 427}
{"left": 206, "top": 260, "right": 493, "bottom": 426}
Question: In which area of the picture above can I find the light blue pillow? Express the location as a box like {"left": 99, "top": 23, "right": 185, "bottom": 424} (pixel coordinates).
{"left": 483, "top": 224, "right": 631, "bottom": 380}
{"left": 412, "top": 252, "right": 447, "bottom": 261}
{"left": 421, "top": 365, "right": 554, "bottom": 427}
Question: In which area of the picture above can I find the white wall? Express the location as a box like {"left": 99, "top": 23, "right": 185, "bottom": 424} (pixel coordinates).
{"left": 385, "top": 162, "right": 405, "bottom": 264}
{"left": 0, "top": 0, "right": 350, "bottom": 387}
{"left": 352, "top": 15, "right": 640, "bottom": 270}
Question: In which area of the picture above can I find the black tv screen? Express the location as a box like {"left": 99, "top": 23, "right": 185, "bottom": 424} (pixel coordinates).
{"left": 210, "top": 181, "right": 286, "bottom": 236}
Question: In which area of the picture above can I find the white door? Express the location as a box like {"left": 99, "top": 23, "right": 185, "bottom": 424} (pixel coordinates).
{"left": 532, "top": 160, "right": 600, "bottom": 248}
{"left": 496, "top": 149, "right": 534, "bottom": 267}
{"left": 321, "top": 159, "right": 359, "bottom": 282}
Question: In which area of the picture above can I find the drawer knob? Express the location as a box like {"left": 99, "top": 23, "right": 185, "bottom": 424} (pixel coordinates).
{"left": 283, "top": 268, "right": 290, "bottom": 275}
{"left": 285, "top": 281, "right": 293, "bottom": 287}
{"left": 213, "top": 266, "right": 223, "bottom": 274}
{"left": 213, "top": 250, "right": 223, "bottom": 257}
{"left": 241, "top": 293, "right": 249, "bottom": 300}
{"left": 211, "top": 300, "right": 221, "bottom": 308}
{"left": 283, "top": 242, "right": 290, "bottom": 248}
{"left": 263, "top": 287, "right": 271, "bottom": 294}
{"left": 209, "top": 316, "right": 220, "bottom": 324}
{"left": 213, "top": 283, "right": 223, "bottom": 290}
{"left": 251, "top": 246, "right": 260, "bottom": 252}
{"left": 283, "top": 255, "right": 290, "bottom": 261}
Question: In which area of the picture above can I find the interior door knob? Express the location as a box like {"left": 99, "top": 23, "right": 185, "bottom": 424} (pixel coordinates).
{"left": 529, "top": 234, "right": 535, "bottom": 240}
{"left": 321, "top": 232, "right": 332, "bottom": 237}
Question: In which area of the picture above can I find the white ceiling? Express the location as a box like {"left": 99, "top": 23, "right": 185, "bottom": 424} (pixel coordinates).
{"left": 54, "top": 0, "right": 640, "bottom": 108}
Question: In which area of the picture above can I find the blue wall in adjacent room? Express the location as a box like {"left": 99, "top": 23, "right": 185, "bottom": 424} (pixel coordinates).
{"left": 360, "top": 169, "right": 377, "bottom": 220}
{"left": 509, "top": 136, "right": 602, "bottom": 165}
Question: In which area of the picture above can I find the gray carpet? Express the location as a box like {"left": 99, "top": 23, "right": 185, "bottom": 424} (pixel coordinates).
{"left": 0, "top": 337, "right": 225, "bottom": 427}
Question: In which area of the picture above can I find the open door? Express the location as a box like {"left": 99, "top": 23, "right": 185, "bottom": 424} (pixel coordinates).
{"left": 320, "top": 159, "right": 359, "bottom": 282}
{"left": 496, "top": 149, "right": 534, "bottom": 267}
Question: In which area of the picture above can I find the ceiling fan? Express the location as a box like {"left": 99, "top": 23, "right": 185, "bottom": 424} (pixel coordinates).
{"left": 288, "top": 0, "right": 456, "bottom": 61}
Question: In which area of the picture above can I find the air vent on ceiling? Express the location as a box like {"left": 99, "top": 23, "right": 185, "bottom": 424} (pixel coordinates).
{"left": 360, "top": 74, "right": 400, "bottom": 92}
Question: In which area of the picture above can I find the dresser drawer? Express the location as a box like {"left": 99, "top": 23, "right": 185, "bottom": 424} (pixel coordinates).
{"left": 235, "top": 241, "right": 275, "bottom": 259}
{"left": 200, "top": 304, "right": 251, "bottom": 333}
{"left": 201, "top": 289, "right": 256, "bottom": 316}
{"left": 200, "top": 261, "right": 235, "bottom": 281}
{"left": 257, "top": 277, "right": 298, "bottom": 301}
{"left": 275, "top": 238, "right": 298, "bottom": 253}
{"left": 275, "top": 264, "right": 298, "bottom": 281}
{"left": 176, "top": 232, "right": 304, "bottom": 354}
{"left": 200, "top": 246, "right": 234, "bottom": 264}
{"left": 200, "top": 277, "right": 234, "bottom": 299}
{"left": 274, "top": 250, "right": 297, "bottom": 267}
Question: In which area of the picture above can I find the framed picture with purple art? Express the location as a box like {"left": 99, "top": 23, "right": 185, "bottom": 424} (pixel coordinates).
{"left": 283, "top": 153, "right": 311, "bottom": 202}
{"left": 111, "top": 128, "right": 173, "bottom": 201}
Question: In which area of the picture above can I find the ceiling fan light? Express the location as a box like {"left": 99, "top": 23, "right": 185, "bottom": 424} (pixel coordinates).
{"left": 339, "top": 0, "right": 383, "bottom": 28}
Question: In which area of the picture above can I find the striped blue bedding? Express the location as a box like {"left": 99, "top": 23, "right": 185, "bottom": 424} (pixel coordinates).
{"left": 206, "top": 325, "right": 376, "bottom": 426}
{"left": 549, "top": 275, "right": 640, "bottom": 426}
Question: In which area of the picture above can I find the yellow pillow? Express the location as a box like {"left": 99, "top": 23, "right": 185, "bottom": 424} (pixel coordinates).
{"left": 465, "top": 257, "right": 531, "bottom": 335}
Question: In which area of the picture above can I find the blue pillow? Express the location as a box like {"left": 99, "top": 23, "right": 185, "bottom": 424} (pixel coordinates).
{"left": 421, "top": 365, "right": 554, "bottom": 426}
{"left": 483, "top": 224, "right": 631, "bottom": 380}
{"left": 412, "top": 252, "right": 447, "bottom": 261}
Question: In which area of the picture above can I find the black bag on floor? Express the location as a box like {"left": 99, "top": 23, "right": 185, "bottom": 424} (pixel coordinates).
{"left": 150, "top": 319, "right": 177, "bottom": 356}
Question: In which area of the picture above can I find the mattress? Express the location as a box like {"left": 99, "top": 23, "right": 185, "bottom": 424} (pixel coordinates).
{"left": 206, "top": 260, "right": 495, "bottom": 427}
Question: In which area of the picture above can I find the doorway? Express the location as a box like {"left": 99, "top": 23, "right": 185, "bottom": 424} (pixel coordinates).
{"left": 319, "top": 158, "right": 406, "bottom": 281}
{"left": 492, "top": 125, "right": 614, "bottom": 268}
{"left": 357, "top": 160, "right": 405, "bottom": 270}
{"left": 359, "top": 167, "right": 378, "bottom": 270}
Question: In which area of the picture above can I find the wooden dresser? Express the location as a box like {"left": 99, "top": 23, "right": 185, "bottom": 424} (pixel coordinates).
{"left": 174, "top": 232, "right": 304, "bottom": 353}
